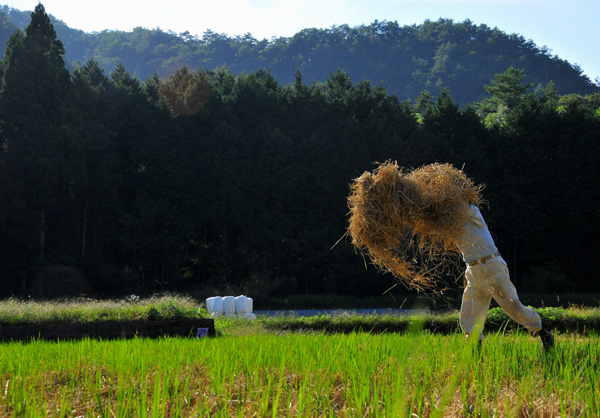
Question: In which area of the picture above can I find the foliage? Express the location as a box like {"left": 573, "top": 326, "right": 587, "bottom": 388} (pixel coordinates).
{"left": 2, "top": 7, "right": 598, "bottom": 106}
{"left": 0, "top": 4, "right": 84, "bottom": 269}
{"left": 0, "top": 6, "right": 599, "bottom": 300}
{"left": 158, "top": 66, "right": 210, "bottom": 115}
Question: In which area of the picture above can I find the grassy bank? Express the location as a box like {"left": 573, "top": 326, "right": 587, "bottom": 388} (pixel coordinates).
{"left": 0, "top": 295, "right": 207, "bottom": 326}
{"left": 210, "top": 292, "right": 600, "bottom": 311}
{"left": 1, "top": 295, "right": 600, "bottom": 336}
{"left": 254, "top": 306, "right": 600, "bottom": 335}
{"left": 209, "top": 306, "right": 600, "bottom": 338}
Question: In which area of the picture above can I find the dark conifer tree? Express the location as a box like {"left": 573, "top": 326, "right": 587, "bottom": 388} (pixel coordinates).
{"left": 0, "top": 4, "right": 84, "bottom": 292}
{"left": 72, "top": 60, "right": 121, "bottom": 268}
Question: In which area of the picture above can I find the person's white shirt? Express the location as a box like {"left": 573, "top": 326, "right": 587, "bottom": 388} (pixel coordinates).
{"left": 456, "top": 204, "right": 498, "bottom": 264}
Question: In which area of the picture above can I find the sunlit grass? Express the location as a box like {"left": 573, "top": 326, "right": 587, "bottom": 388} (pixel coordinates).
{"left": 0, "top": 295, "right": 206, "bottom": 325}
{"left": 1, "top": 300, "right": 599, "bottom": 416}
{"left": 251, "top": 305, "right": 600, "bottom": 336}
{"left": 1, "top": 330, "right": 598, "bottom": 417}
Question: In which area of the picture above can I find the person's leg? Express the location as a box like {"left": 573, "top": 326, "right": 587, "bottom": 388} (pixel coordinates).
{"left": 460, "top": 276, "right": 492, "bottom": 342}
{"left": 485, "top": 260, "right": 541, "bottom": 331}
{"left": 485, "top": 259, "right": 554, "bottom": 349}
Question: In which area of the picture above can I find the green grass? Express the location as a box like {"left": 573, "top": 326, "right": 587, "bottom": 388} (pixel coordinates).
{"left": 2, "top": 293, "right": 600, "bottom": 339}
{"left": 197, "top": 291, "right": 600, "bottom": 311}
{"left": 0, "top": 330, "right": 598, "bottom": 417}
{"left": 252, "top": 306, "right": 600, "bottom": 335}
{"left": 1, "top": 298, "right": 599, "bottom": 417}
{"left": 0, "top": 295, "right": 207, "bottom": 325}
{"left": 2, "top": 294, "right": 599, "bottom": 335}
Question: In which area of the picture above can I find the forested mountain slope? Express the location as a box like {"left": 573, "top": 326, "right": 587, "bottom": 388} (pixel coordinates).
{"left": 1, "top": 5, "right": 597, "bottom": 106}
{"left": 1, "top": 4, "right": 599, "bottom": 300}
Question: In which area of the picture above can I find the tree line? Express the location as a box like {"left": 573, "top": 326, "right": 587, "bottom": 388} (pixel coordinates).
{"left": 1, "top": 5, "right": 598, "bottom": 109}
{"left": 1, "top": 5, "right": 600, "bottom": 299}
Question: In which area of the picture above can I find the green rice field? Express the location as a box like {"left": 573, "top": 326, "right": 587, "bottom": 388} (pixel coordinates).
{"left": 1, "top": 326, "right": 598, "bottom": 417}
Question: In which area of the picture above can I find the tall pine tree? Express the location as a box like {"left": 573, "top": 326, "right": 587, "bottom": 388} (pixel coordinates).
{"left": 0, "top": 4, "right": 84, "bottom": 290}
{"left": 477, "top": 66, "right": 533, "bottom": 126}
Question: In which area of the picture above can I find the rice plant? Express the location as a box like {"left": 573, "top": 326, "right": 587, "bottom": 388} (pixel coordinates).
{"left": 1, "top": 330, "right": 597, "bottom": 417}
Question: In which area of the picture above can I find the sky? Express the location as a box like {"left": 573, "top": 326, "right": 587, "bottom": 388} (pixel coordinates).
{"left": 3, "top": 0, "right": 599, "bottom": 82}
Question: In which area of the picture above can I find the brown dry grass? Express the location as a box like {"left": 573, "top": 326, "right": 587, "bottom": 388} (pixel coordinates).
{"left": 347, "top": 162, "right": 483, "bottom": 291}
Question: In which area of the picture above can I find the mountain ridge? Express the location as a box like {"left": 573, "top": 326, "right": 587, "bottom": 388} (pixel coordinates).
{"left": 1, "top": 5, "right": 598, "bottom": 106}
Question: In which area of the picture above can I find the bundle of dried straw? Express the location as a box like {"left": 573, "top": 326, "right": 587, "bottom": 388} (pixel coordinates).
{"left": 347, "top": 162, "right": 483, "bottom": 291}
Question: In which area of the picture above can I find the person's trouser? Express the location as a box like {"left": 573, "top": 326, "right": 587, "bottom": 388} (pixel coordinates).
{"left": 460, "top": 256, "right": 542, "bottom": 341}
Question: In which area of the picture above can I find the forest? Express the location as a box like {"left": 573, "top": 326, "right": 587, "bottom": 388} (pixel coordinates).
{"left": 1, "top": 5, "right": 600, "bottom": 300}
{"left": 1, "top": 4, "right": 598, "bottom": 107}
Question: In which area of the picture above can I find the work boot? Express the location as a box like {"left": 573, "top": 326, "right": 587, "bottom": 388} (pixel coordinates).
{"left": 538, "top": 328, "right": 554, "bottom": 350}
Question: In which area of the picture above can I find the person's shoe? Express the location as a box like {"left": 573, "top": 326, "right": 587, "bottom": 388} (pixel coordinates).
{"left": 539, "top": 328, "right": 555, "bottom": 350}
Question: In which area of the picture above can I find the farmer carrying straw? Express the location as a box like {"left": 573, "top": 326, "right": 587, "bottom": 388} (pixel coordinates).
{"left": 347, "top": 162, "right": 554, "bottom": 350}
